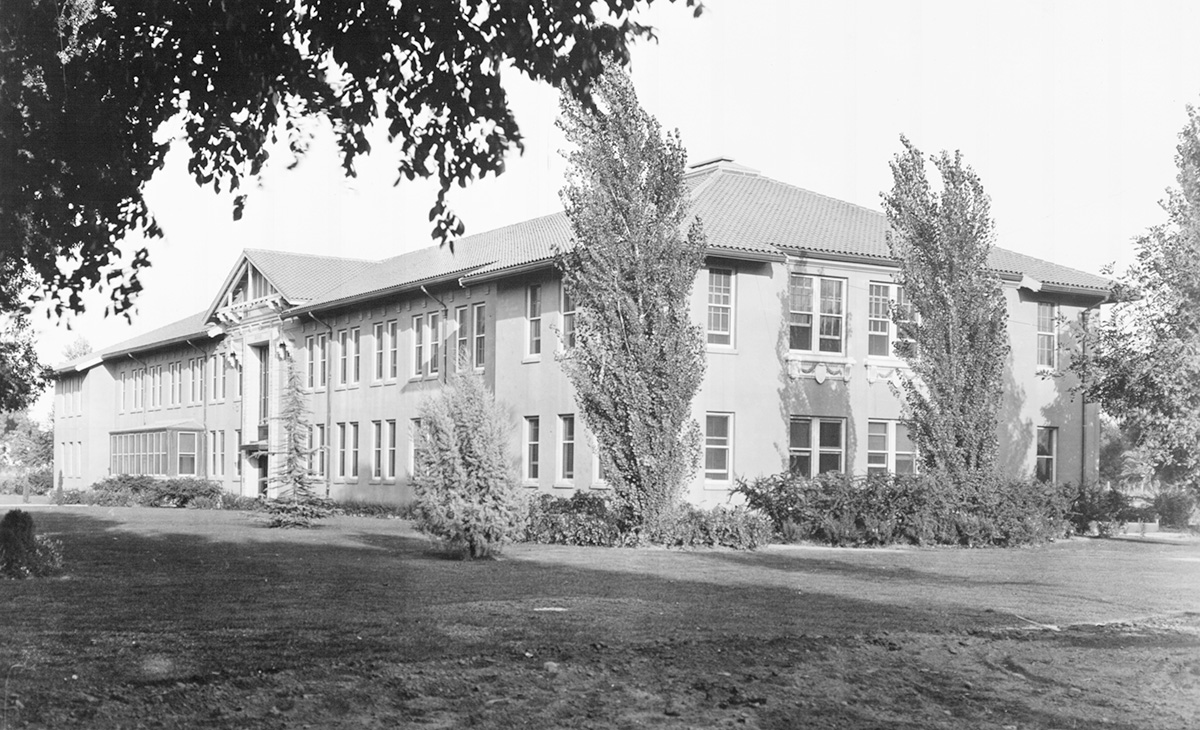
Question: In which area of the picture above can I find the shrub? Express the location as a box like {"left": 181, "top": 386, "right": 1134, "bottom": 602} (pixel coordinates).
{"left": 652, "top": 504, "right": 774, "bottom": 549}
{"left": 734, "top": 470, "right": 1069, "bottom": 547}
{"left": 335, "top": 500, "right": 415, "bottom": 519}
{"left": 1155, "top": 489, "right": 1197, "bottom": 529}
{"left": 525, "top": 492, "right": 631, "bottom": 547}
{"left": 260, "top": 498, "right": 335, "bottom": 528}
{"left": 0, "top": 467, "right": 53, "bottom": 496}
{"left": 412, "top": 372, "right": 526, "bottom": 558}
{"left": 87, "top": 476, "right": 223, "bottom": 508}
{"left": 0, "top": 510, "right": 63, "bottom": 579}
{"left": 1067, "top": 483, "right": 1129, "bottom": 536}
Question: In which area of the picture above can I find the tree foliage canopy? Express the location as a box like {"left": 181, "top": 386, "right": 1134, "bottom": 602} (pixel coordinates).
{"left": 881, "top": 136, "right": 1010, "bottom": 482}
{"left": 1, "top": 0, "right": 701, "bottom": 319}
{"left": 556, "top": 65, "right": 706, "bottom": 532}
{"left": 1076, "top": 103, "right": 1200, "bottom": 491}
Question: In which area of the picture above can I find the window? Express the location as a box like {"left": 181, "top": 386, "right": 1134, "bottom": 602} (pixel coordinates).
{"left": 373, "top": 323, "right": 385, "bottom": 381}
{"left": 561, "top": 286, "right": 577, "bottom": 349}
{"left": 314, "top": 333, "right": 328, "bottom": 387}
{"left": 371, "top": 421, "right": 383, "bottom": 479}
{"left": 350, "top": 327, "right": 361, "bottom": 384}
{"left": 133, "top": 368, "right": 144, "bottom": 411}
{"left": 336, "top": 423, "right": 347, "bottom": 478}
{"left": 338, "top": 329, "right": 349, "bottom": 385}
{"left": 178, "top": 432, "right": 198, "bottom": 476}
{"left": 349, "top": 422, "right": 360, "bottom": 478}
{"left": 788, "top": 417, "right": 845, "bottom": 477}
{"left": 559, "top": 415, "right": 575, "bottom": 481}
{"left": 473, "top": 303, "right": 486, "bottom": 369}
{"left": 210, "top": 430, "right": 225, "bottom": 477}
{"left": 387, "top": 320, "right": 398, "bottom": 379}
{"left": 109, "top": 432, "right": 169, "bottom": 476}
{"left": 209, "top": 355, "right": 226, "bottom": 402}
{"left": 789, "top": 275, "right": 844, "bottom": 354}
{"left": 1037, "top": 303, "right": 1057, "bottom": 370}
{"left": 410, "top": 418, "right": 424, "bottom": 477}
{"left": 306, "top": 335, "right": 316, "bottom": 388}
{"left": 527, "top": 284, "right": 543, "bottom": 356}
{"left": 168, "top": 363, "right": 181, "bottom": 405}
{"left": 412, "top": 315, "right": 424, "bottom": 376}
{"left": 524, "top": 417, "right": 540, "bottom": 481}
{"left": 119, "top": 372, "right": 127, "bottom": 413}
{"left": 455, "top": 307, "right": 469, "bottom": 371}
{"left": 868, "top": 284, "right": 907, "bottom": 357}
{"left": 235, "top": 430, "right": 242, "bottom": 476}
{"left": 150, "top": 366, "right": 162, "bottom": 409}
{"left": 189, "top": 358, "right": 199, "bottom": 404}
{"left": 428, "top": 313, "right": 441, "bottom": 376}
{"left": 866, "top": 421, "right": 916, "bottom": 476}
{"left": 707, "top": 268, "right": 733, "bottom": 345}
{"left": 385, "top": 420, "right": 396, "bottom": 480}
{"left": 1036, "top": 427, "right": 1057, "bottom": 482}
{"left": 705, "top": 413, "right": 732, "bottom": 480}
{"left": 314, "top": 424, "right": 326, "bottom": 478}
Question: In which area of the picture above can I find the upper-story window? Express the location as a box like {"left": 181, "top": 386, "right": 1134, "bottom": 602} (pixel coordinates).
{"left": 562, "top": 287, "right": 577, "bottom": 349}
{"left": 527, "top": 284, "right": 543, "bottom": 357}
{"left": 868, "top": 283, "right": 908, "bottom": 357}
{"left": 428, "top": 313, "right": 441, "bottom": 376}
{"left": 455, "top": 307, "right": 469, "bottom": 372}
{"left": 707, "top": 268, "right": 733, "bottom": 346}
{"left": 306, "top": 334, "right": 328, "bottom": 389}
{"left": 789, "top": 274, "right": 845, "bottom": 354}
{"left": 387, "top": 320, "right": 399, "bottom": 379}
{"left": 1037, "top": 303, "right": 1058, "bottom": 370}
{"left": 373, "top": 322, "right": 385, "bottom": 382}
{"left": 473, "top": 303, "right": 486, "bottom": 370}
{"left": 168, "top": 362, "right": 181, "bottom": 406}
{"left": 412, "top": 315, "right": 425, "bottom": 377}
{"left": 133, "top": 368, "right": 145, "bottom": 411}
{"left": 337, "top": 328, "right": 360, "bottom": 386}
{"left": 350, "top": 327, "right": 361, "bottom": 384}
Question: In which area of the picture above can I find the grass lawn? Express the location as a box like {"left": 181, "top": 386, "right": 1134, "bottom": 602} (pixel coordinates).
{"left": 2, "top": 507, "right": 1199, "bottom": 729}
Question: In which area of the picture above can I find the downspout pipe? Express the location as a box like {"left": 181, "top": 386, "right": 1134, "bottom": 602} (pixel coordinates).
{"left": 308, "top": 312, "right": 335, "bottom": 498}
{"left": 184, "top": 340, "right": 209, "bottom": 478}
{"left": 1078, "top": 302, "right": 1102, "bottom": 487}
{"left": 421, "top": 285, "right": 451, "bottom": 382}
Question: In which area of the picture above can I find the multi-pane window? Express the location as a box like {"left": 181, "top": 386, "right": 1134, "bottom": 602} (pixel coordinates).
{"left": 373, "top": 323, "right": 385, "bottom": 381}
{"left": 336, "top": 422, "right": 347, "bottom": 478}
{"left": 562, "top": 287, "right": 576, "bottom": 349}
{"left": 133, "top": 368, "right": 145, "bottom": 411}
{"left": 559, "top": 415, "right": 575, "bottom": 481}
{"left": 1036, "top": 427, "right": 1057, "bottom": 482}
{"left": 210, "top": 430, "right": 226, "bottom": 477}
{"left": 707, "top": 268, "right": 733, "bottom": 345}
{"left": 455, "top": 307, "right": 469, "bottom": 371}
{"left": 178, "top": 432, "right": 198, "bottom": 476}
{"left": 307, "top": 333, "right": 327, "bottom": 388}
{"left": 867, "top": 421, "right": 916, "bottom": 476}
{"left": 351, "top": 327, "right": 362, "bottom": 384}
{"left": 349, "top": 422, "right": 360, "bottom": 478}
{"left": 473, "top": 303, "right": 486, "bottom": 369}
{"left": 788, "top": 417, "right": 845, "bottom": 477}
{"left": 1037, "top": 303, "right": 1057, "bottom": 370}
{"left": 527, "top": 284, "right": 543, "bottom": 356}
{"left": 789, "top": 275, "right": 845, "bottom": 353}
{"left": 525, "top": 417, "right": 540, "bottom": 481}
{"left": 150, "top": 365, "right": 162, "bottom": 409}
{"left": 371, "top": 420, "right": 383, "bottom": 479}
{"left": 868, "top": 284, "right": 907, "bottom": 357}
{"left": 314, "top": 424, "right": 326, "bottom": 478}
{"left": 119, "top": 372, "right": 128, "bottom": 413}
{"left": 385, "top": 420, "right": 397, "bottom": 480}
{"left": 209, "top": 355, "right": 226, "bottom": 402}
{"left": 428, "top": 313, "right": 441, "bottom": 376}
{"left": 235, "top": 429, "right": 242, "bottom": 476}
{"left": 168, "top": 363, "right": 181, "bottom": 406}
{"left": 705, "top": 413, "right": 732, "bottom": 480}
{"left": 387, "top": 320, "right": 399, "bottom": 379}
{"left": 110, "top": 432, "right": 169, "bottom": 476}
{"left": 189, "top": 358, "right": 199, "bottom": 403}
{"left": 306, "top": 335, "right": 317, "bottom": 388}
{"left": 338, "top": 330, "right": 349, "bottom": 385}
{"left": 412, "top": 314, "right": 425, "bottom": 376}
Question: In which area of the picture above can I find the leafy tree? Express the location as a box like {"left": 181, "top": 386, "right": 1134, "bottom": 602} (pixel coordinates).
{"left": 2, "top": 0, "right": 702, "bottom": 322}
{"left": 881, "top": 136, "right": 1010, "bottom": 483}
{"left": 1076, "top": 103, "right": 1200, "bottom": 493}
{"left": 61, "top": 336, "right": 92, "bottom": 362}
{"left": 1, "top": 411, "right": 52, "bottom": 468}
{"left": 555, "top": 65, "right": 706, "bottom": 534}
{"left": 0, "top": 312, "right": 48, "bottom": 413}
{"left": 412, "top": 371, "right": 524, "bottom": 558}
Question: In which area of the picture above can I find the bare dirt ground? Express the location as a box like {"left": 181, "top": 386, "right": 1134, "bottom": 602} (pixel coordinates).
{"left": 2, "top": 507, "right": 1198, "bottom": 729}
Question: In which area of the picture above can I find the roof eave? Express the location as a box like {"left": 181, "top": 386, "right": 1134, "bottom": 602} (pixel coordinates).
{"left": 458, "top": 258, "right": 555, "bottom": 286}
{"left": 289, "top": 267, "right": 490, "bottom": 317}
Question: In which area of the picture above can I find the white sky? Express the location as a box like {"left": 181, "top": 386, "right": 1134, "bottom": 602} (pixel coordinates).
{"left": 31, "top": 0, "right": 1200, "bottom": 412}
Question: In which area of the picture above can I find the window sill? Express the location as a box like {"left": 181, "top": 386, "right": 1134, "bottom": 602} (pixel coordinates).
{"left": 553, "top": 481, "right": 574, "bottom": 489}
{"left": 703, "top": 479, "right": 732, "bottom": 491}
{"left": 864, "top": 355, "right": 907, "bottom": 369}
{"left": 1036, "top": 366, "right": 1062, "bottom": 378}
{"left": 785, "top": 352, "right": 854, "bottom": 366}
{"left": 522, "top": 355, "right": 542, "bottom": 365}
{"left": 706, "top": 347, "right": 738, "bottom": 356}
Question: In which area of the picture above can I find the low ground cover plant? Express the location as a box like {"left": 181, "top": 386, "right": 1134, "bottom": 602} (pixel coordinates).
{"left": 0, "top": 466, "right": 53, "bottom": 496}
{"left": 67, "top": 475, "right": 225, "bottom": 508}
{"left": 734, "top": 471, "right": 1069, "bottom": 547}
{"left": 0, "top": 509, "right": 63, "bottom": 578}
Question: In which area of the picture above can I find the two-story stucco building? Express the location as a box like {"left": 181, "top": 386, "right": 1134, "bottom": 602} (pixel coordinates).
{"left": 51, "top": 159, "right": 1110, "bottom": 504}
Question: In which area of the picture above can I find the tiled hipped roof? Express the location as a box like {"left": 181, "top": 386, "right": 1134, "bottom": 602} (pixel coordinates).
{"left": 61, "top": 159, "right": 1111, "bottom": 372}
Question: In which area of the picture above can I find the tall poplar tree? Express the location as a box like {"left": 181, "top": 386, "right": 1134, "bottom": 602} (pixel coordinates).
{"left": 556, "top": 66, "right": 706, "bottom": 533}
{"left": 1076, "top": 103, "right": 1200, "bottom": 492}
{"left": 881, "top": 137, "right": 1010, "bottom": 482}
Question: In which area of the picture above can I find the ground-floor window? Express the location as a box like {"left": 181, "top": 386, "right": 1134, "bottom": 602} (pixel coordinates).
{"left": 789, "top": 417, "right": 844, "bottom": 477}
{"left": 866, "top": 421, "right": 916, "bottom": 476}
{"left": 559, "top": 415, "right": 575, "bottom": 481}
{"left": 177, "top": 432, "right": 198, "bottom": 476}
{"left": 705, "top": 413, "right": 733, "bottom": 481}
{"left": 525, "top": 417, "right": 540, "bottom": 481}
{"left": 1036, "top": 427, "right": 1057, "bottom": 482}
{"left": 110, "top": 432, "right": 169, "bottom": 476}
